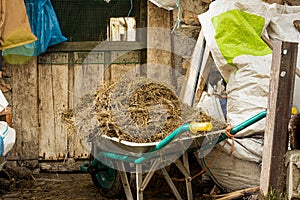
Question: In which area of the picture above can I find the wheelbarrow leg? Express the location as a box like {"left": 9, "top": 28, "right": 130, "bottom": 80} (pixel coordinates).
{"left": 183, "top": 152, "right": 193, "bottom": 200}
{"left": 136, "top": 164, "right": 143, "bottom": 200}
{"left": 116, "top": 161, "right": 134, "bottom": 200}
{"left": 139, "top": 159, "right": 161, "bottom": 192}
{"left": 161, "top": 167, "right": 183, "bottom": 200}
{"left": 174, "top": 154, "right": 193, "bottom": 200}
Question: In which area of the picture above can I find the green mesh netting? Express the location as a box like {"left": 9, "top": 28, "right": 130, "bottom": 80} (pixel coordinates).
{"left": 51, "top": 0, "right": 137, "bottom": 41}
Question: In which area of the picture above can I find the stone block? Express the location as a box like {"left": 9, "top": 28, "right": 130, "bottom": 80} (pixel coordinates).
{"left": 286, "top": 150, "right": 300, "bottom": 199}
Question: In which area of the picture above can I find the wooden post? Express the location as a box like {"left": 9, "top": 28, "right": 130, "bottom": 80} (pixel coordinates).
{"left": 147, "top": 1, "right": 172, "bottom": 83}
{"left": 260, "top": 40, "right": 298, "bottom": 196}
{"left": 11, "top": 57, "right": 39, "bottom": 161}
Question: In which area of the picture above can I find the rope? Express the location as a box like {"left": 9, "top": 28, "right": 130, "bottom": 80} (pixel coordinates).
{"left": 176, "top": 0, "right": 181, "bottom": 29}
{"left": 171, "top": 139, "right": 227, "bottom": 182}
{"left": 225, "top": 125, "right": 235, "bottom": 157}
{"left": 127, "top": 0, "right": 133, "bottom": 17}
{"left": 171, "top": 125, "right": 236, "bottom": 182}
{"left": 172, "top": 0, "right": 181, "bottom": 32}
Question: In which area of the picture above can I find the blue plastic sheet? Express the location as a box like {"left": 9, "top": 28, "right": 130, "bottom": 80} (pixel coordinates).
{"left": 3, "top": 0, "right": 67, "bottom": 58}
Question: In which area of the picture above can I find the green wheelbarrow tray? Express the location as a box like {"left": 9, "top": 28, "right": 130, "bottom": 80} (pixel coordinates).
{"left": 81, "top": 110, "right": 267, "bottom": 171}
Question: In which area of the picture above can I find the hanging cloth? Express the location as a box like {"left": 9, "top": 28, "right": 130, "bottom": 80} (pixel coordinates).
{"left": 2, "top": 0, "right": 67, "bottom": 64}
{"left": 0, "top": 0, "right": 37, "bottom": 50}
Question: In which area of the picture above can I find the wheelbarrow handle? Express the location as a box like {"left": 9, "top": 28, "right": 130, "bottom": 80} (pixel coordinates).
{"left": 217, "top": 110, "right": 267, "bottom": 143}
{"left": 154, "top": 122, "right": 212, "bottom": 151}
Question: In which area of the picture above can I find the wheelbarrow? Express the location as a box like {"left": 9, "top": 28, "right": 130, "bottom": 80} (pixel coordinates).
{"left": 80, "top": 110, "right": 267, "bottom": 200}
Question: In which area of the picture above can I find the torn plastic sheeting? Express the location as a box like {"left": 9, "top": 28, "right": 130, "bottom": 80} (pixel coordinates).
{"left": 0, "top": 0, "right": 37, "bottom": 50}
{"left": 3, "top": 0, "right": 67, "bottom": 59}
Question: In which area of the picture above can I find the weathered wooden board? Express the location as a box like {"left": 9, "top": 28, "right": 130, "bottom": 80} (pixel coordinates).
{"left": 38, "top": 54, "right": 56, "bottom": 160}
{"left": 73, "top": 52, "right": 104, "bottom": 97}
{"left": 147, "top": 1, "right": 172, "bottom": 85}
{"left": 47, "top": 41, "right": 146, "bottom": 52}
{"left": 38, "top": 53, "right": 68, "bottom": 160}
{"left": 260, "top": 40, "right": 298, "bottom": 196}
{"left": 181, "top": 30, "right": 207, "bottom": 106}
{"left": 70, "top": 52, "right": 105, "bottom": 159}
{"left": 11, "top": 57, "right": 39, "bottom": 160}
{"left": 111, "top": 63, "right": 141, "bottom": 81}
{"left": 111, "top": 51, "right": 141, "bottom": 80}
{"left": 194, "top": 51, "right": 213, "bottom": 104}
{"left": 51, "top": 54, "right": 69, "bottom": 160}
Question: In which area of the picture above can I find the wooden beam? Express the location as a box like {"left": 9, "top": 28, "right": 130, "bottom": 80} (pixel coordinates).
{"left": 260, "top": 40, "right": 298, "bottom": 196}
{"left": 11, "top": 57, "right": 39, "bottom": 161}
{"left": 47, "top": 41, "right": 146, "bottom": 52}
{"left": 261, "top": 35, "right": 300, "bottom": 78}
{"left": 181, "top": 30, "right": 207, "bottom": 106}
{"left": 147, "top": 1, "right": 172, "bottom": 83}
{"left": 203, "top": 187, "right": 260, "bottom": 200}
{"left": 195, "top": 51, "right": 213, "bottom": 103}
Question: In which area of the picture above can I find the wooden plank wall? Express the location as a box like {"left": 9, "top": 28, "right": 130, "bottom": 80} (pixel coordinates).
{"left": 6, "top": 45, "right": 145, "bottom": 162}
{"left": 111, "top": 51, "right": 141, "bottom": 80}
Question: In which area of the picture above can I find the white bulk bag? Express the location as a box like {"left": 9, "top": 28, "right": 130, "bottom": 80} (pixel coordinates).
{"left": 0, "top": 121, "right": 16, "bottom": 157}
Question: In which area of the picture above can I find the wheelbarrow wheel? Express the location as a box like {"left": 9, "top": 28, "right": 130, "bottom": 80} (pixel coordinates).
{"left": 90, "top": 160, "right": 124, "bottom": 198}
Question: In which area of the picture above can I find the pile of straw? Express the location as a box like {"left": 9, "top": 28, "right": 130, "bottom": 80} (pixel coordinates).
{"left": 62, "top": 78, "right": 226, "bottom": 143}
{"left": 91, "top": 78, "right": 225, "bottom": 143}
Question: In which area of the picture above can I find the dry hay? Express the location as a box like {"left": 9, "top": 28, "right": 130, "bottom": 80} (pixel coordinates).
{"left": 92, "top": 78, "right": 226, "bottom": 143}
{"left": 62, "top": 77, "right": 226, "bottom": 143}
{"left": 61, "top": 109, "right": 75, "bottom": 133}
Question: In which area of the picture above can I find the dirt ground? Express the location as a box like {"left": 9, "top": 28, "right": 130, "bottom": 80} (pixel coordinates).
{"left": 0, "top": 164, "right": 257, "bottom": 200}
{"left": 0, "top": 170, "right": 208, "bottom": 200}
{"left": 1, "top": 173, "right": 107, "bottom": 200}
